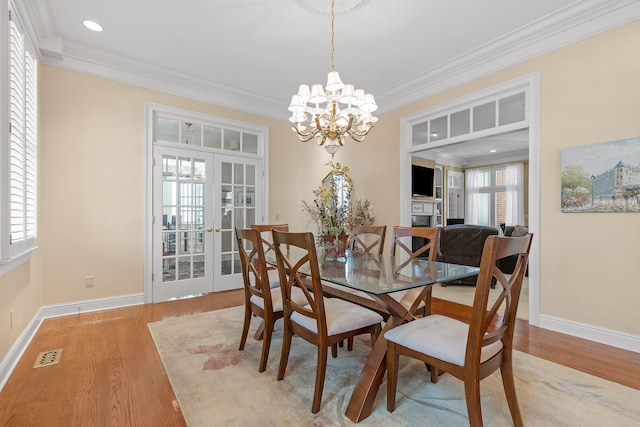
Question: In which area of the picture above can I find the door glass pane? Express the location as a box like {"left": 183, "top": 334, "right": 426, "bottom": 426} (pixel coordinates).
{"left": 162, "top": 258, "right": 176, "bottom": 282}
{"left": 178, "top": 257, "right": 191, "bottom": 280}
{"left": 222, "top": 230, "right": 232, "bottom": 252}
{"left": 246, "top": 165, "right": 256, "bottom": 186}
{"left": 234, "top": 164, "right": 244, "bottom": 185}
{"left": 221, "top": 162, "right": 232, "bottom": 183}
{"left": 246, "top": 208, "right": 255, "bottom": 226}
{"left": 219, "top": 160, "right": 256, "bottom": 277}
{"left": 162, "top": 154, "right": 209, "bottom": 283}
{"left": 193, "top": 255, "right": 205, "bottom": 278}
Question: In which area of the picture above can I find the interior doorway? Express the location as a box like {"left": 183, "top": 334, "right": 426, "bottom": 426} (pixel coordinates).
{"left": 399, "top": 73, "right": 540, "bottom": 325}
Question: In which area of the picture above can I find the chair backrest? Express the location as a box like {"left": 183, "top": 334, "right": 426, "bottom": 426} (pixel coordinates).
{"left": 466, "top": 234, "right": 533, "bottom": 366}
{"left": 251, "top": 223, "right": 289, "bottom": 264}
{"left": 272, "top": 230, "right": 328, "bottom": 336}
{"left": 235, "top": 228, "right": 272, "bottom": 309}
{"left": 390, "top": 226, "right": 439, "bottom": 261}
{"left": 349, "top": 225, "right": 387, "bottom": 254}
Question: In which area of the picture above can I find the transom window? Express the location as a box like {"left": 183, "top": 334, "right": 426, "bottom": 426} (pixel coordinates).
{"left": 155, "top": 116, "right": 260, "bottom": 154}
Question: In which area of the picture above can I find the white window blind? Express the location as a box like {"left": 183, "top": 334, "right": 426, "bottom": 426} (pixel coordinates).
{"left": 4, "top": 7, "right": 37, "bottom": 260}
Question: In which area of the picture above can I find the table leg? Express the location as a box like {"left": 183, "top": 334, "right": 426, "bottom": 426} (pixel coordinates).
{"left": 345, "top": 315, "right": 404, "bottom": 422}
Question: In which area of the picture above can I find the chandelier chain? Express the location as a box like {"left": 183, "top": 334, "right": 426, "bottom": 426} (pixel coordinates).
{"left": 331, "top": 0, "right": 335, "bottom": 72}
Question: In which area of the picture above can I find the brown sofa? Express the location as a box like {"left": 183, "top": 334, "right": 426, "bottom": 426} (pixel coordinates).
{"left": 497, "top": 224, "right": 530, "bottom": 275}
{"left": 436, "top": 224, "right": 498, "bottom": 286}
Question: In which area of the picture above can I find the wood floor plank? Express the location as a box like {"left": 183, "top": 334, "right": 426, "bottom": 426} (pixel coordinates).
{"left": 0, "top": 290, "right": 637, "bottom": 426}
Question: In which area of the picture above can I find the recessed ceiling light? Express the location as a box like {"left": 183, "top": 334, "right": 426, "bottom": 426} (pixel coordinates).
{"left": 83, "top": 20, "right": 104, "bottom": 32}
{"left": 490, "top": 149, "right": 497, "bottom": 153}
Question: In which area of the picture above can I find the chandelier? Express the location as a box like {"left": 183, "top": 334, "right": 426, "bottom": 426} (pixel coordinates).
{"left": 288, "top": 0, "right": 378, "bottom": 157}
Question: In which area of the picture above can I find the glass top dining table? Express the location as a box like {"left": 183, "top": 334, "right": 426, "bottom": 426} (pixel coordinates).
{"left": 268, "top": 248, "right": 480, "bottom": 423}
{"left": 310, "top": 250, "right": 480, "bottom": 295}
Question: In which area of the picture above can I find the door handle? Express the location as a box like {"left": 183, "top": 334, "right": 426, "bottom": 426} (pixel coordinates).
{"left": 206, "top": 227, "right": 213, "bottom": 232}
{"left": 215, "top": 227, "right": 222, "bottom": 232}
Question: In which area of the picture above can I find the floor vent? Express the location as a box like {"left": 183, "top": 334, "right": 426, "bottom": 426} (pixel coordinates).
{"left": 34, "top": 349, "right": 63, "bottom": 368}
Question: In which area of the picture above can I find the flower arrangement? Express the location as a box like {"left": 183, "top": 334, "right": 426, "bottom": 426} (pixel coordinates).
{"left": 302, "top": 163, "right": 375, "bottom": 238}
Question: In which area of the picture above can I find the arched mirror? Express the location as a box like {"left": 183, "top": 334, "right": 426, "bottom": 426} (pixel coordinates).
{"left": 323, "top": 164, "right": 352, "bottom": 210}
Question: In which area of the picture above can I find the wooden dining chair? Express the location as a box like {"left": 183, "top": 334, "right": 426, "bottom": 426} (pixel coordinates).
{"left": 272, "top": 230, "right": 384, "bottom": 414}
{"left": 235, "top": 227, "right": 306, "bottom": 372}
{"left": 349, "top": 225, "right": 387, "bottom": 254}
{"left": 251, "top": 223, "right": 289, "bottom": 289}
{"left": 389, "top": 226, "right": 440, "bottom": 316}
{"left": 385, "top": 234, "right": 533, "bottom": 427}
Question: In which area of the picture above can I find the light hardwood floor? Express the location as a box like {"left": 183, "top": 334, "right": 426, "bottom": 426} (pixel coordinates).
{"left": 0, "top": 290, "right": 638, "bottom": 426}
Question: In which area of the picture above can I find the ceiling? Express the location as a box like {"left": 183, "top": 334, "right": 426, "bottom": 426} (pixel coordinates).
{"left": 21, "top": 0, "right": 639, "bottom": 123}
{"left": 413, "top": 129, "right": 530, "bottom": 168}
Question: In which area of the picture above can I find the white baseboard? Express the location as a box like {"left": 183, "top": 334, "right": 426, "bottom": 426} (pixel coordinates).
{"left": 539, "top": 314, "right": 640, "bottom": 353}
{"left": 39, "top": 293, "right": 144, "bottom": 319}
{"left": 0, "top": 293, "right": 144, "bottom": 391}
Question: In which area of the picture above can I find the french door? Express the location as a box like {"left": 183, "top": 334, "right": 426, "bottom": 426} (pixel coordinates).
{"left": 152, "top": 145, "right": 263, "bottom": 301}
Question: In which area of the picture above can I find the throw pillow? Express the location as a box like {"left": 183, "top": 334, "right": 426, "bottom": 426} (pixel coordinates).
{"left": 512, "top": 225, "right": 529, "bottom": 237}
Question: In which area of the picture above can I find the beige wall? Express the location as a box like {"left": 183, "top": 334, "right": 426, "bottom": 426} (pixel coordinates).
{"left": 1, "top": 18, "right": 639, "bottom": 364}
{"left": 359, "top": 20, "right": 640, "bottom": 335}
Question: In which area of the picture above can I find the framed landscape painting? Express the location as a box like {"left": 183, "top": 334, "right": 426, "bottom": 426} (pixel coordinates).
{"left": 561, "top": 137, "right": 640, "bottom": 213}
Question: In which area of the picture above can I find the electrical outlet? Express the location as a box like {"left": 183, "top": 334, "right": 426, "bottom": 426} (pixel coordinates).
{"left": 10, "top": 309, "right": 14, "bottom": 327}
{"left": 85, "top": 276, "right": 95, "bottom": 288}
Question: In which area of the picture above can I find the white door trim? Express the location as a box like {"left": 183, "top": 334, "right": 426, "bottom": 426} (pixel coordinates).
{"left": 399, "top": 72, "right": 541, "bottom": 326}
{"left": 143, "top": 103, "right": 269, "bottom": 303}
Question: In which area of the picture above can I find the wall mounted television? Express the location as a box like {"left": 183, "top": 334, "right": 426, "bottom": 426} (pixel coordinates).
{"left": 412, "top": 164, "right": 435, "bottom": 197}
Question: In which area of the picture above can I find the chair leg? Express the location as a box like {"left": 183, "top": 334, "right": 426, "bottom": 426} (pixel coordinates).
{"left": 464, "top": 378, "right": 483, "bottom": 427}
{"left": 386, "top": 343, "right": 399, "bottom": 412}
{"left": 239, "top": 305, "right": 252, "bottom": 351}
{"left": 277, "top": 322, "right": 293, "bottom": 381}
{"left": 312, "top": 344, "right": 328, "bottom": 414}
{"left": 331, "top": 343, "right": 338, "bottom": 358}
{"left": 258, "top": 318, "right": 272, "bottom": 373}
{"left": 500, "top": 352, "right": 524, "bottom": 427}
{"left": 347, "top": 337, "right": 354, "bottom": 351}
{"left": 429, "top": 364, "right": 441, "bottom": 383}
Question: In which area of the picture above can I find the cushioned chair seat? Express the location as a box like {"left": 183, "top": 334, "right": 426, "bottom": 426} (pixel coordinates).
{"left": 384, "top": 314, "right": 503, "bottom": 366}
{"left": 250, "top": 286, "right": 306, "bottom": 312}
{"left": 249, "top": 268, "right": 280, "bottom": 289}
{"left": 292, "top": 298, "right": 383, "bottom": 336}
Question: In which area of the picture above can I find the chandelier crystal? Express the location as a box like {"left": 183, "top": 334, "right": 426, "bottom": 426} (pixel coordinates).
{"left": 288, "top": 0, "right": 377, "bottom": 157}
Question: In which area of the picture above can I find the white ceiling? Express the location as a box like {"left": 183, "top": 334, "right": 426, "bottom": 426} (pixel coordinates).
{"left": 414, "top": 129, "right": 530, "bottom": 168}
{"left": 21, "top": 0, "right": 639, "bottom": 123}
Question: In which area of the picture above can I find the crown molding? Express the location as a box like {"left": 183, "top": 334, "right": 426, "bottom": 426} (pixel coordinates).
{"left": 25, "top": 0, "right": 640, "bottom": 120}
{"left": 377, "top": 0, "right": 640, "bottom": 114}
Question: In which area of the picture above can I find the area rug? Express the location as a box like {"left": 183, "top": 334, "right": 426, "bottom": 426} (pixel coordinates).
{"left": 148, "top": 306, "right": 638, "bottom": 427}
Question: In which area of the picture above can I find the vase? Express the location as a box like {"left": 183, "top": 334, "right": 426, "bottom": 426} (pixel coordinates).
{"left": 321, "top": 234, "right": 349, "bottom": 260}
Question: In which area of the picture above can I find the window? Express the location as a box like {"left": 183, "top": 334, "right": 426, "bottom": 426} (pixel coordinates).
{"left": 465, "top": 163, "right": 524, "bottom": 227}
{"left": 1, "top": 3, "right": 38, "bottom": 264}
